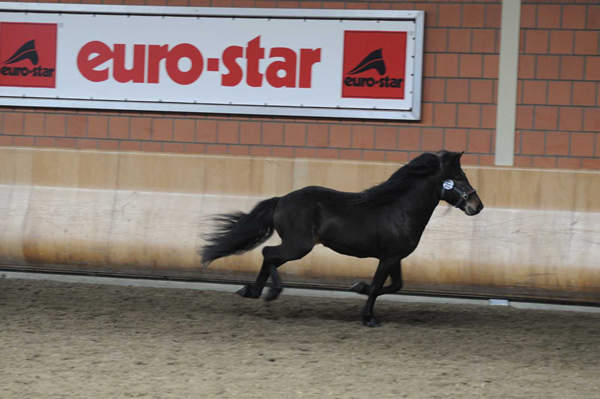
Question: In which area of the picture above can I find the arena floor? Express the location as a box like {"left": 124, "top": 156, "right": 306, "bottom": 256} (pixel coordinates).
{"left": 1, "top": 276, "right": 599, "bottom": 398}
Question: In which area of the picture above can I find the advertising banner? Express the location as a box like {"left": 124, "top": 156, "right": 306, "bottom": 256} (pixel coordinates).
{"left": 0, "top": 3, "right": 424, "bottom": 120}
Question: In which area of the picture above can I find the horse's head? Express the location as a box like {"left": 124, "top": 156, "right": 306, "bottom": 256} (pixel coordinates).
{"left": 438, "top": 151, "right": 484, "bottom": 216}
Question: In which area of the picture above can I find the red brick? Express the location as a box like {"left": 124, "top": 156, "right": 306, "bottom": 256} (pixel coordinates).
{"left": 585, "top": 57, "right": 600, "bottom": 80}
{"left": 108, "top": 116, "right": 129, "bottom": 139}
{"left": 374, "top": 126, "right": 397, "bottom": 150}
{"left": 152, "top": 119, "right": 172, "bottom": 141}
{"left": 248, "top": 145, "right": 271, "bottom": 157}
{"left": 483, "top": 55, "right": 499, "bottom": 78}
{"left": 54, "top": 138, "right": 77, "bottom": 148}
{"left": 174, "top": 119, "right": 196, "bottom": 142}
{"left": 584, "top": 108, "right": 600, "bottom": 132}
{"left": 480, "top": 105, "right": 497, "bottom": 129}
{"left": 448, "top": 29, "right": 471, "bottom": 52}
{"left": 438, "top": 4, "right": 461, "bottom": 27}
{"left": 23, "top": 113, "right": 44, "bottom": 136}
{"left": 532, "top": 156, "right": 557, "bottom": 169}
{"left": 525, "top": 31, "right": 549, "bottom": 54}
{"left": 351, "top": 125, "right": 374, "bottom": 149}
{"left": 589, "top": 6, "right": 600, "bottom": 29}
{"left": 519, "top": 131, "right": 545, "bottom": 155}
{"left": 78, "top": 139, "right": 98, "bottom": 150}
{"left": 573, "top": 82, "right": 596, "bottom": 106}
{"left": 462, "top": 4, "right": 484, "bottom": 28}
{"left": 469, "top": 80, "right": 493, "bottom": 103}
{"left": 547, "top": 81, "right": 572, "bottom": 105}
{"left": 420, "top": 4, "right": 438, "bottom": 27}
{"left": 549, "top": 31, "right": 574, "bottom": 54}
{"left": 98, "top": 140, "right": 120, "bottom": 151}
{"left": 141, "top": 142, "right": 162, "bottom": 152}
{"left": 306, "top": 124, "right": 328, "bottom": 147}
{"left": 436, "top": 54, "right": 459, "bottom": 77}
{"left": 457, "top": 104, "right": 480, "bottom": 128}
{"left": 206, "top": 144, "right": 228, "bottom": 155}
{"left": 472, "top": 30, "right": 496, "bottom": 53}
{"left": 559, "top": 108, "right": 583, "bottom": 131}
{"left": 385, "top": 151, "right": 409, "bottom": 163}
{"left": 536, "top": 55, "right": 560, "bottom": 79}
{"left": 516, "top": 106, "right": 534, "bottom": 129}
{"left": 397, "top": 127, "right": 421, "bottom": 151}
{"left": 283, "top": 123, "right": 306, "bottom": 146}
{"left": 485, "top": 4, "right": 501, "bottom": 28}
{"left": 130, "top": 118, "right": 152, "bottom": 140}
{"left": 420, "top": 103, "right": 434, "bottom": 127}
{"left": 423, "top": 54, "right": 436, "bottom": 77}
{"left": 0, "top": 135, "right": 14, "bottom": 146}
{"left": 363, "top": 150, "right": 385, "bottom": 162}
{"left": 87, "top": 116, "right": 108, "bottom": 138}
{"left": 460, "top": 153, "right": 479, "bottom": 166}
{"left": 518, "top": 55, "right": 535, "bottom": 79}
{"left": 239, "top": 122, "right": 260, "bottom": 145}
{"left": 228, "top": 145, "right": 249, "bottom": 156}
{"left": 560, "top": 56, "right": 584, "bottom": 80}
{"left": 459, "top": 54, "right": 482, "bottom": 78}
{"left": 434, "top": 103, "right": 457, "bottom": 127}
{"left": 545, "top": 132, "right": 569, "bottom": 156}
{"left": 262, "top": 123, "right": 284, "bottom": 145}
{"left": 196, "top": 120, "right": 217, "bottom": 142}
{"left": 522, "top": 81, "right": 547, "bottom": 104}
{"left": 34, "top": 137, "right": 55, "bottom": 147}
{"left": 445, "top": 79, "right": 468, "bottom": 103}
{"left": 329, "top": 125, "right": 351, "bottom": 148}
{"left": 570, "top": 133, "right": 594, "bottom": 156}
{"left": 562, "top": 6, "right": 586, "bottom": 29}
{"left": 422, "top": 128, "right": 443, "bottom": 151}
{"left": 468, "top": 130, "right": 492, "bottom": 153}
{"left": 184, "top": 143, "right": 206, "bottom": 154}
{"left": 44, "top": 114, "right": 66, "bottom": 137}
{"left": 425, "top": 29, "right": 448, "bottom": 53}
{"left": 520, "top": 4, "right": 536, "bottom": 28}
{"left": 534, "top": 107, "right": 558, "bottom": 130}
{"left": 444, "top": 129, "right": 467, "bottom": 152}
{"left": 67, "top": 115, "right": 87, "bottom": 137}
{"left": 338, "top": 149, "right": 361, "bottom": 160}
{"left": 557, "top": 157, "right": 581, "bottom": 169}
{"left": 294, "top": 148, "right": 316, "bottom": 159}
{"left": 537, "top": 5, "right": 561, "bottom": 28}
{"left": 582, "top": 158, "right": 600, "bottom": 170}
{"left": 423, "top": 78, "right": 446, "bottom": 102}
{"left": 314, "top": 148, "right": 338, "bottom": 160}
{"left": 272, "top": 147, "right": 295, "bottom": 158}
{"left": 575, "top": 31, "right": 598, "bottom": 55}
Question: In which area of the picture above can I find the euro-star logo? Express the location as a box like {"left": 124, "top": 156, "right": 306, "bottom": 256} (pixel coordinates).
{"left": 77, "top": 36, "right": 322, "bottom": 88}
{"left": 0, "top": 22, "right": 57, "bottom": 88}
{"left": 341, "top": 31, "right": 407, "bottom": 99}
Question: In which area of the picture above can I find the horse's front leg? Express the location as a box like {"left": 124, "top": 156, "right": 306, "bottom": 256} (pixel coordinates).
{"left": 360, "top": 258, "right": 401, "bottom": 327}
{"left": 351, "top": 261, "right": 403, "bottom": 296}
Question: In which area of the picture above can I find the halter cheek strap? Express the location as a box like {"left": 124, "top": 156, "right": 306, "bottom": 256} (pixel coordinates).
{"left": 441, "top": 179, "right": 476, "bottom": 208}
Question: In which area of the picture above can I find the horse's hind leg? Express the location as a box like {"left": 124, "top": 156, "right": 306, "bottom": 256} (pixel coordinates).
{"left": 237, "top": 240, "right": 313, "bottom": 301}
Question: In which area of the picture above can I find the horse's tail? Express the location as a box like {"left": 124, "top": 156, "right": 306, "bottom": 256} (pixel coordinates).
{"left": 201, "top": 197, "right": 280, "bottom": 268}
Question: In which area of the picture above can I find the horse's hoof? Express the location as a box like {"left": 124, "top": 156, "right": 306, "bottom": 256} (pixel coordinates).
{"left": 237, "top": 285, "right": 261, "bottom": 299}
{"left": 264, "top": 287, "right": 283, "bottom": 302}
{"left": 350, "top": 282, "right": 369, "bottom": 295}
{"left": 362, "top": 316, "right": 380, "bottom": 328}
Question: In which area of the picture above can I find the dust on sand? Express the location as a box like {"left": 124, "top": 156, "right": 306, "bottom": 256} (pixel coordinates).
{"left": 1, "top": 278, "right": 599, "bottom": 398}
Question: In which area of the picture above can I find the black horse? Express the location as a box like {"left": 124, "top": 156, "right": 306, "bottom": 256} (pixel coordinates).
{"left": 201, "top": 151, "right": 483, "bottom": 326}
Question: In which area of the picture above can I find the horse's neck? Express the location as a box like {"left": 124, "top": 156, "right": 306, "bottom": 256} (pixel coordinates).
{"left": 392, "top": 175, "right": 442, "bottom": 228}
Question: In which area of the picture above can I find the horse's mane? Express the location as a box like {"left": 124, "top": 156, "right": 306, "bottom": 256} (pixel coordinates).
{"left": 350, "top": 152, "right": 441, "bottom": 207}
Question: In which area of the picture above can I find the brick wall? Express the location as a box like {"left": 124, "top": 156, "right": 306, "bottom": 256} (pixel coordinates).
{"left": 516, "top": 1, "right": 600, "bottom": 169}
{"left": 0, "top": 0, "right": 598, "bottom": 170}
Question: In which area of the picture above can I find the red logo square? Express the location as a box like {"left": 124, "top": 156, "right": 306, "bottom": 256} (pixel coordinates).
{"left": 342, "top": 31, "right": 407, "bottom": 99}
{"left": 0, "top": 22, "right": 57, "bottom": 88}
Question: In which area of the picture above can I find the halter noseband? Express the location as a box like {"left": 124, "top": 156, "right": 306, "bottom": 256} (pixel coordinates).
{"left": 441, "top": 179, "right": 476, "bottom": 209}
